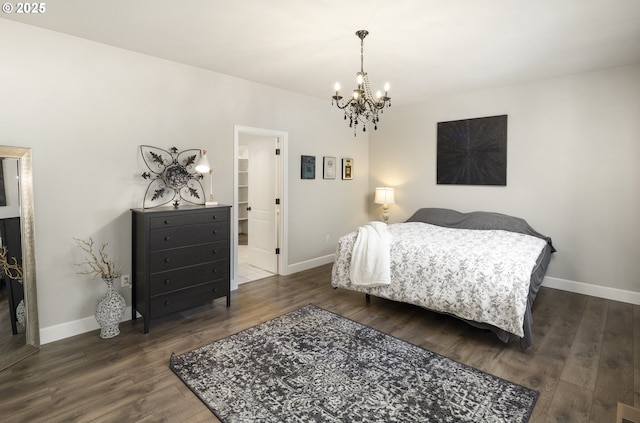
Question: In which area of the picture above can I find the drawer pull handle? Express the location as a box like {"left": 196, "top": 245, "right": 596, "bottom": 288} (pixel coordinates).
{"left": 212, "top": 230, "right": 218, "bottom": 235}
{"left": 164, "top": 279, "right": 170, "bottom": 285}
{"left": 164, "top": 300, "right": 170, "bottom": 306}
{"left": 164, "top": 220, "right": 170, "bottom": 225}
{"left": 213, "top": 249, "right": 218, "bottom": 254}
{"left": 212, "top": 215, "right": 217, "bottom": 220}
{"left": 213, "top": 269, "right": 218, "bottom": 273}
{"left": 213, "top": 287, "right": 218, "bottom": 293}
{"left": 164, "top": 236, "right": 171, "bottom": 241}
{"left": 164, "top": 258, "right": 170, "bottom": 263}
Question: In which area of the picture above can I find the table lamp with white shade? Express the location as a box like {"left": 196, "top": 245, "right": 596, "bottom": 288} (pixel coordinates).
{"left": 374, "top": 187, "right": 395, "bottom": 224}
{"left": 196, "top": 150, "right": 218, "bottom": 205}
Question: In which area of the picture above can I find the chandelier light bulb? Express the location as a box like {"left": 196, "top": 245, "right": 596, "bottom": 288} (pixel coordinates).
{"left": 384, "top": 82, "right": 390, "bottom": 92}
{"left": 334, "top": 82, "right": 341, "bottom": 92}
{"left": 376, "top": 91, "right": 382, "bottom": 99}
{"left": 353, "top": 91, "right": 359, "bottom": 100}
{"left": 357, "top": 74, "right": 364, "bottom": 85}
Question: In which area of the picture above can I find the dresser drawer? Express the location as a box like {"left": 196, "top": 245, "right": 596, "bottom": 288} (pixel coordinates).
{"left": 149, "top": 261, "right": 229, "bottom": 296}
{"left": 150, "top": 222, "right": 228, "bottom": 250}
{"left": 149, "top": 280, "right": 228, "bottom": 318}
{"left": 149, "top": 241, "right": 228, "bottom": 272}
{"left": 149, "top": 209, "right": 228, "bottom": 229}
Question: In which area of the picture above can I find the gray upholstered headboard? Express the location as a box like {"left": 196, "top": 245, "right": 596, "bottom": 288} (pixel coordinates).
{"left": 405, "top": 208, "right": 556, "bottom": 252}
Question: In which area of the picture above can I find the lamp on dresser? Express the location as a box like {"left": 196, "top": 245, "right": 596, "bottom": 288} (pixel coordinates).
{"left": 196, "top": 150, "right": 218, "bottom": 206}
{"left": 374, "top": 186, "right": 395, "bottom": 224}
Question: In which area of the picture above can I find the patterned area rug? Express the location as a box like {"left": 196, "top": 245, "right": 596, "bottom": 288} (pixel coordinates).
{"left": 170, "top": 305, "right": 538, "bottom": 422}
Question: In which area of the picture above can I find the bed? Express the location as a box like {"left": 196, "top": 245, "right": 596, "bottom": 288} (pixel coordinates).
{"left": 331, "top": 208, "right": 556, "bottom": 349}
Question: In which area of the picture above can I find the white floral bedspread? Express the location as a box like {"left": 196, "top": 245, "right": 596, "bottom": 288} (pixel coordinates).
{"left": 331, "top": 222, "right": 548, "bottom": 337}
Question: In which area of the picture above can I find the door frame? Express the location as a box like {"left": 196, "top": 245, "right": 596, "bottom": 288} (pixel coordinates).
{"left": 232, "top": 125, "right": 288, "bottom": 290}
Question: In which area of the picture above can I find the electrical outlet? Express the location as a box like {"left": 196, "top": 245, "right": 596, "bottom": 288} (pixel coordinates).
{"left": 121, "top": 274, "right": 130, "bottom": 288}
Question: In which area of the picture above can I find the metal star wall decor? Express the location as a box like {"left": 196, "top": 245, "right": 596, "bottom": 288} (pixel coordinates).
{"left": 139, "top": 145, "right": 205, "bottom": 208}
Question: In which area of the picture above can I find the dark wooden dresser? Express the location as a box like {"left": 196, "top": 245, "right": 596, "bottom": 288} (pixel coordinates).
{"left": 131, "top": 205, "right": 231, "bottom": 333}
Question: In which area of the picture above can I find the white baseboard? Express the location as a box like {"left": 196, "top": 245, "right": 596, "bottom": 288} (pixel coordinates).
{"left": 42, "top": 255, "right": 336, "bottom": 345}
{"left": 286, "top": 253, "right": 335, "bottom": 275}
{"left": 40, "top": 268, "right": 637, "bottom": 345}
{"left": 542, "top": 276, "right": 640, "bottom": 305}
{"left": 40, "top": 306, "right": 139, "bottom": 345}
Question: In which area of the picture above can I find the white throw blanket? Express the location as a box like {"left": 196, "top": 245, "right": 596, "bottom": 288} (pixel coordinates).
{"left": 349, "top": 221, "right": 391, "bottom": 287}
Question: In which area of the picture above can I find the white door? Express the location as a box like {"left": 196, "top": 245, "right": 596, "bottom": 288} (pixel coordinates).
{"left": 247, "top": 137, "right": 278, "bottom": 273}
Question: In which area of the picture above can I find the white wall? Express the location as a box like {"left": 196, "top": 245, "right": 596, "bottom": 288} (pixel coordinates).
{"left": 0, "top": 19, "right": 370, "bottom": 340}
{"left": 369, "top": 64, "right": 640, "bottom": 295}
{"left": 0, "top": 159, "right": 20, "bottom": 219}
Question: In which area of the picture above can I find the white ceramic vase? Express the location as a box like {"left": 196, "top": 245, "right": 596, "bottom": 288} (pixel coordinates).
{"left": 95, "top": 277, "right": 126, "bottom": 339}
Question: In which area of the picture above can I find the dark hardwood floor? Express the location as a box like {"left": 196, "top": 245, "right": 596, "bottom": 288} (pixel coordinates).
{"left": 0, "top": 263, "right": 637, "bottom": 422}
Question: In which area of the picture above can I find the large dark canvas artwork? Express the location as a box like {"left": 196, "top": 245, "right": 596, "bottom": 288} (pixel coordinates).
{"left": 437, "top": 115, "right": 507, "bottom": 186}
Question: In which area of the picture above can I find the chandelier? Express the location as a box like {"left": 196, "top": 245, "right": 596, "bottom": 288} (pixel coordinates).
{"left": 332, "top": 30, "right": 391, "bottom": 136}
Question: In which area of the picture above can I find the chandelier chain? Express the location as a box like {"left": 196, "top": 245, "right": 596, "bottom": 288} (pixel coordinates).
{"left": 360, "top": 34, "right": 364, "bottom": 73}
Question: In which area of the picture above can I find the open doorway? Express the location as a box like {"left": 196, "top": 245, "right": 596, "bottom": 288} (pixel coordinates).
{"left": 233, "top": 126, "right": 288, "bottom": 289}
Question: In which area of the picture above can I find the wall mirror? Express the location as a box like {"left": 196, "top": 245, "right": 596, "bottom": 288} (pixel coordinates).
{"left": 0, "top": 146, "right": 39, "bottom": 371}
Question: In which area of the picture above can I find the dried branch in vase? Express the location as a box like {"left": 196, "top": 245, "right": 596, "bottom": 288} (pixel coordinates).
{"left": 74, "top": 237, "right": 121, "bottom": 279}
{"left": 0, "top": 246, "right": 23, "bottom": 281}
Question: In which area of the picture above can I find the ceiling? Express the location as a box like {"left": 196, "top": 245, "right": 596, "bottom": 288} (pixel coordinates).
{"left": 3, "top": 0, "right": 640, "bottom": 106}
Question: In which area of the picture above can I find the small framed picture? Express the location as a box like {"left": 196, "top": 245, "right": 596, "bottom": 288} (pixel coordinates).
{"left": 301, "top": 155, "right": 316, "bottom": 179}
{"left": 342, "top": 158, "right": 353, "bottom": 180}
{"left": 323, "top": 156, "right": 336, "bottom": 179}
